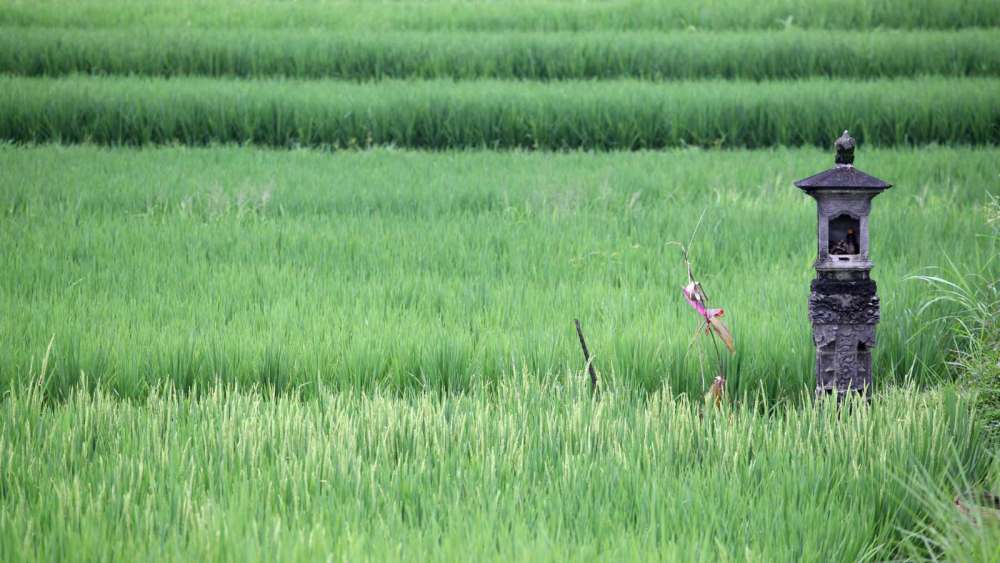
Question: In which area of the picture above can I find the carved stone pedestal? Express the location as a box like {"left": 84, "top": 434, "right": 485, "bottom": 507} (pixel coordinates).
{"left": 808, "top": 277, "right": 879, "bottom": 399}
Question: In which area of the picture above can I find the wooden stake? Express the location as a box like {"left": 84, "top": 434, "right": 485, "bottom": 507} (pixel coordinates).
{"left": 574, "top": 319, "right": 598, "bottom": 394}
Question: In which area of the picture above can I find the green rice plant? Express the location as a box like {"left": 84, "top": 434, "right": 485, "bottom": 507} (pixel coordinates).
{"left": 1, "top": 28, "right": 998, "bottom": 81}
{"left": 899, "top": 454, "right": 1000, "bottom": 561}
{"left": 0, "top": 75, "right": 998, "bottom": 149}
{"left": 0, "top": 373, "right": 991, "bottom": 561}
{"left": 2, "top": 0, "right": 998, "bottom": 31}
{"left": 0, "top": 145, "right": 995, "bottom": 400}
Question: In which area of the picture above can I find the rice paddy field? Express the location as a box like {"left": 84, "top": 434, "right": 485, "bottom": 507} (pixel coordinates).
{"left": 1, "top": 1, "right": 999, "bottom": 561}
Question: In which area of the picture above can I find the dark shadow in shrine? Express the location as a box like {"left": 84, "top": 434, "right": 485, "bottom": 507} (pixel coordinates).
{"left": 828, "top": 214, "right": 860, "bottom": 256}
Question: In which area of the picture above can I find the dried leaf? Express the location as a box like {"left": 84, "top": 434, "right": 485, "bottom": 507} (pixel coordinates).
{"left": 706, "top": 315, "right": 735, "bottom": 353}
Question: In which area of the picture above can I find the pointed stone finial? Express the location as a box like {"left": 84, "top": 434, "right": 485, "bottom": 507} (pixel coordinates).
{"left": 835, "top": 130, "right": 855, "bottom": 166}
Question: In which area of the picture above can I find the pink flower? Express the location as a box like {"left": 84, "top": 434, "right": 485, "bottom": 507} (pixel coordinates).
{"left": 683, "top": 282, "right": 734, "bottom": 353}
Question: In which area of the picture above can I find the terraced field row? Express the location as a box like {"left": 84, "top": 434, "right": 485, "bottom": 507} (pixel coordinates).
{"left": 4, "top": 0, "right": 998, "bottom": 30}
{"left": 3, "top": 28, "right": 999, "bottom": 80}
{"left": 2, "top": 75, "right": 997, "bottom": 149}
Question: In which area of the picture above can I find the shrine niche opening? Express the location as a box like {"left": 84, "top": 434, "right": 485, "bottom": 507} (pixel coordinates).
{"left": 828, "top": 214, "right": 860, "bottom": 256}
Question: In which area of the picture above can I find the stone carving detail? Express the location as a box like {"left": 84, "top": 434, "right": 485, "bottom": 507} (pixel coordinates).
{"left": 808, "top": 280, "right": 879, "bottom": 326}
{"left": 812, "top": 323, "right": 876, "bottom": 396}
{"left": 809, "top": 278, "right": 878, "bottom": 398}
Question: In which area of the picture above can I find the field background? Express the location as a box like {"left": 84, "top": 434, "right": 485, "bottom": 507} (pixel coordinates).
{"left": 1, "top": 0, "right": 999, "bottom": 561}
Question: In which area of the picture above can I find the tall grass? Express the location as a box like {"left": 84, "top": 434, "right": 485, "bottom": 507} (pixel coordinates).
{"left": 2, "top": 0, "right": 998, "bottom": 30}
{"left": 0, "top": 376, "right": 990, "bottom": 561}
{"left": 1, "top": 75, "right": 998, "bottom": 149}
{"left": 2, "top": 28, "right": 998, "bottom": 81}
{"left": 901, "top": 456, "right": 1000, "bottom": 561}
{"left": 1, "top": 145, "right": 996, "bottom": 400}
{"left": 910, "top": 196, "right": 1000, "bottom": 441}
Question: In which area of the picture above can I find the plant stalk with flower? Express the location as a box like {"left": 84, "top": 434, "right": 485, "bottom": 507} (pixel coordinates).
{"left": 667, "top": 212, "right": 735, "bottom": 401}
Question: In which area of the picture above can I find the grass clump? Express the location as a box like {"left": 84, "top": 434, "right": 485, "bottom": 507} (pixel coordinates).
{"left": 910, "top": 195, "right": 1000, "bottom": 442}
